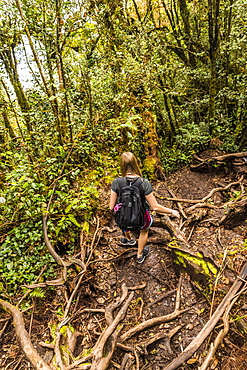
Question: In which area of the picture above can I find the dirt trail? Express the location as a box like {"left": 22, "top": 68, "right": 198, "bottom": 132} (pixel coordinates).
{"left": 1, "top": 155, "right": 247, "bottom": 369}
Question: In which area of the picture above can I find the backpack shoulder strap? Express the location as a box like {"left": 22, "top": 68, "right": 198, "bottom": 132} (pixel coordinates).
{"left": 132, "top": 177, "right": 143, "bottom": 188}
{"left": 116, "top": 177, "right": 127, "bottom": 196}
{"left": 117, "top": 177, "right": 127, "bottom": 187}
{"left": 117, "top": 176, "right": 143, "bottom": 189}
{"left": 132, "top": 177, "right": 145, "bottom": 202}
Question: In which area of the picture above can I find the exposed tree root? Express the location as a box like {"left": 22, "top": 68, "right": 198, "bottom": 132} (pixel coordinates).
{"left": 119, "top": 307, "right": 192, "bottom": 343}
{"left": 2, "top": 261, "right": 246, "bottom": 370}
{"left": 119, "top": 353, "right": 134, "bottom": 369}
{"left": 0, "top": 300, "right": 52, "bottom": 370}
{"left": 163, "top": 176, "right": 244, "bottom": 206}
{"left": 120, "top": 275, "right": 188, "bottom": 343}
{"left": 142, "top": 324, "right": 184, "bottom": 355}
{"left": 0, "top": 276, "right": 190, "bottom": 370}
{"left": 163, "top": 262, "right": 247, "bottom": 370}
{"left": 191, "top": 151, "right": 247, "bottom": 171}
{"left": 90, "top": 285, "right": 134, "bottom": 369}
{"left": 167, "top": 188, "right": 187, "bottom": 219}
{"left": 152, "top": 215, "right": 187, "bottom": 243}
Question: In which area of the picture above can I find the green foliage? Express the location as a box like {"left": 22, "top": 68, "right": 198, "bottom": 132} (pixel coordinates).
{"left": 1, "top": 0, "right": 247, "bottom": 302}
{"left": 29, "top": 288, "right": 46, "bottom": 299}
{"left": 0, "top": 221, "right": 55, "bottom": 296}
{"left": 160, "top": 123, "right": 210, "bottom": 172}
{"left": 0, "top": 145, "right": 102, "bottom": 296}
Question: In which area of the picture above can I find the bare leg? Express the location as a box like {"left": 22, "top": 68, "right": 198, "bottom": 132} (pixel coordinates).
{"left": 137, "top": 229, "right": 148, "bottom": 256}
{"left": 124, "top": 231, "right": 132, "bottom": 240}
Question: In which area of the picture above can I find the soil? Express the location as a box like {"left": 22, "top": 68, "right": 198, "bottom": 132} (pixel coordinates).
{"left": 1, "top": 151, "right": 247, "bottom": 370}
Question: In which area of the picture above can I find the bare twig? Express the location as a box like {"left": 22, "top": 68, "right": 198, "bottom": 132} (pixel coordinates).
{"left": 86, "top": 217, "right": 101, "bottom": 268}
{"left": 119, "top": 353, "right": 133, "bottom": 370}
{"left": 59, "top": 272, "right": 86, "bottom": 327}
{"left": 210, "top": 229, "right": 229, "bottom": 318}
{"left": 146, "top": 289, "right": 176, "bottom": 309}
{"left": 135, "top": 265, "right": 169, "bottom": 285}
{"left": 48, "top": 169, "right": 77, "bottom": 188}
{"left": 0, "top": 320, "right": 9, "bottom": 340}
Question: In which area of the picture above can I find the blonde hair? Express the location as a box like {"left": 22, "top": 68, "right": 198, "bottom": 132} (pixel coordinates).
{"left": 120, "top": 152, "right": 142, "bottom": 177}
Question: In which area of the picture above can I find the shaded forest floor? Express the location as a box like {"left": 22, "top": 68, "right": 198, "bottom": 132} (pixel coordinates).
{"left": 1, "top": 150, "right": 247, "bottom": 369}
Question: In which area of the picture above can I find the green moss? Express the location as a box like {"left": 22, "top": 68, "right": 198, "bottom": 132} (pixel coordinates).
{"left": 143, "top": 156, "right": 157, "bottom": 180}
{"left": 82, "top": 348, "right": 93, "bottom": 356}
{"left": 173, "top": 249, "right": 218, "bottom": 279}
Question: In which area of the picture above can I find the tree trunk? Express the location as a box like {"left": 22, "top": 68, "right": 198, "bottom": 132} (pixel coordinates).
{"left": 15, "top": 0, "right": 64, "bottom": 146}
{"left": 178, "top": 0, "right": 197, "bottom": 68}
{"left": 208, "top": 0, "right": 220, "bottom": 133}
{"left": 0, "top": 49, "right": 32, "bottom": 134}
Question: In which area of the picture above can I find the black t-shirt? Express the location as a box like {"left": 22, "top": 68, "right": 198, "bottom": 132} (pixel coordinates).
{"left": 111, "top": 176, "right": 153, "bottom": 196}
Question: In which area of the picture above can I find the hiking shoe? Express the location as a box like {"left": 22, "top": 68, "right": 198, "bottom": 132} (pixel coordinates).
{"left": 119, "top": 238, "right": 136, "bottom": 246}
{"left": 136, "top": 245, "right": 150, "bottom": 264}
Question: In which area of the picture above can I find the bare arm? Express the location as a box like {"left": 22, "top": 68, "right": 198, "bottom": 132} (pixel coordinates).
{"left": 145, "top": 192, "right": 180, "bottom": 218}
{"left": 110, "top": 190, "right": 118, "bottom": 211}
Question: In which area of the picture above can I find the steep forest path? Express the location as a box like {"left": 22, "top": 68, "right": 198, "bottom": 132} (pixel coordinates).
{"left": 95, "top": 152, "right": 247, "bottom": 370}
{"left": 1, "top": 150, "right": 247, "bottom": 370}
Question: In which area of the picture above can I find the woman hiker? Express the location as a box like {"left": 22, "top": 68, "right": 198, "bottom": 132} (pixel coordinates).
{"left": 110, "top": 152, "right": 180, "bottom": 263}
